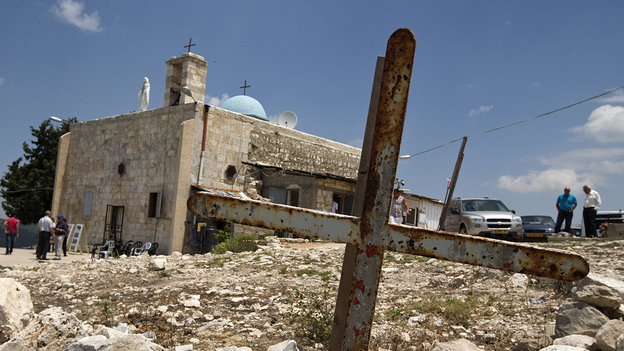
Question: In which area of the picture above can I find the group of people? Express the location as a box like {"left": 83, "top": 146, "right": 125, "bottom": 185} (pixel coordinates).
{"left": 555, "top": 185, "right": 602, "bottom": 238}
{"left": 35, "top": 210, "right": 70, "bottom": 260}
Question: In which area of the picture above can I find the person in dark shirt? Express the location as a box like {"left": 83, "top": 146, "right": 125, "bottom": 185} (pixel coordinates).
{"left": 54, "top": 215, "right": 69, "bottom": 260}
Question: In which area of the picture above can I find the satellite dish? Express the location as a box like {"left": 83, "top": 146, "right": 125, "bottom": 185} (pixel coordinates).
{"left": 278, "top": 111, "right": 298, "bottom": 129}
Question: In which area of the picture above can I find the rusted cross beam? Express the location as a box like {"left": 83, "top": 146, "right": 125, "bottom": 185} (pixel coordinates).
{"left": 187, "top": 28, "right": 589, "bottom": 351}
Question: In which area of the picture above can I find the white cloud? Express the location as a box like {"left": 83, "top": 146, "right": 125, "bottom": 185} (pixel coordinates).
{"left": 497, "top": 168, "right": 584, "bottom": 193}
{"left": 0, "top": 77, "right": 4, "bottom": 86}
{"left": 468, "top": 105, "right": 493, "bottom": 117}
{"left": 496, "top": 148, "right": 624, "bottom": 193}
{"left": 599, "top": 91, "right": 624, "bottom": 103}
{"left": 51, "top": 0, "right": 104, "bottom": 33}
{"left": 539, "top": 148, "right": 624, "bottom": 173}
{"left": 205, "top": 93, "right": 229, "bottom": 107}
{"left": 569, "top": 105, "right": 624, "bottom": 143}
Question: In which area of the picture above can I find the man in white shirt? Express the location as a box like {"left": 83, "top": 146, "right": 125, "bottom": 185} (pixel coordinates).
{"left": 582, "top": 185, "right": 601, "bottom": 238}
{"left": 36, "top": 210, "right": 55, "bottom": 260}
{"left": 390, "top": 189, "right": 410, "bottom": 224}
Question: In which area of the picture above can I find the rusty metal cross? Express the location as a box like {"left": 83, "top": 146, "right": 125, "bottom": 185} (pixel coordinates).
{"left": 187, "top": 28, "right": 589, "bottom": 351}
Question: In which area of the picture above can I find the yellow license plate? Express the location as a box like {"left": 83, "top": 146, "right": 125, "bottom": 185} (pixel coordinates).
{"left": 527, "top": 233, "right": 543, "bottom": 237}
{"left": 492, "top": 229, "right": 508, "bottom": 233}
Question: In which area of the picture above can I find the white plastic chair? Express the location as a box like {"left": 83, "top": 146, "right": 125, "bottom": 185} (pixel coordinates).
{"left": 97, "top": 240, "right": 115, "bottom": 259}
{"left": 133, "top": 242, "right": 151, "bottom": 256}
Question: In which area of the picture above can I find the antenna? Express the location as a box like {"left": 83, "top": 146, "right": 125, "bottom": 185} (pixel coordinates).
{"left": 278, "top": 111, "right": 298, "bottom": 129}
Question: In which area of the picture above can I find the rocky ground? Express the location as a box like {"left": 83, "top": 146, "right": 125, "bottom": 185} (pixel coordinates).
{"left": 1, "top": 236, "right": 623, "bottom": 351}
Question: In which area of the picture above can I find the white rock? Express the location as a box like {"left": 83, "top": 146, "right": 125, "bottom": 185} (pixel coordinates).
{"left": 553, "top": 334, "right": 596, "bottom": 349}
{"left": 151, "top": 258, "right": 167, "bottom": 270}
{"left": 268, "top": 340, "right": 303, "bottom": 351}
{"left": 0, "top": 278, "right": 33, "bottom": 343}
{"left": 183, "top": 299, "right": 201, "bottom": 308}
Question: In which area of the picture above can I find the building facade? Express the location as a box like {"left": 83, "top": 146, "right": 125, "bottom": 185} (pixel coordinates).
{"left": 51, "top": 51, "right": 443, "bottom": 254}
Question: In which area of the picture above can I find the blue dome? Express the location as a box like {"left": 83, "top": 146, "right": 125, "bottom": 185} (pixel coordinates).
{"left": 220, "top": 95, "right": 268, "bottom": 121}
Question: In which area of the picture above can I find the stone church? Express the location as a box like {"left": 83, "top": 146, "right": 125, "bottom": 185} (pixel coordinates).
{"left": 51, "top": 51, "right": 442, "bottom": 255}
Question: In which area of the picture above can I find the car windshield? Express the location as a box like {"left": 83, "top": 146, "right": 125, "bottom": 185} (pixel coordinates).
{"left": 521, "top": 216, "right": 555, "bottom": 226}
{"left": 462, "top": 200, "right": 509, "bottom": 212}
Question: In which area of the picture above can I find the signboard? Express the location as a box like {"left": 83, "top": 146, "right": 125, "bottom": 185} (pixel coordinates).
{"left": 68, "top": 224, "right": 87, "bottom": 254}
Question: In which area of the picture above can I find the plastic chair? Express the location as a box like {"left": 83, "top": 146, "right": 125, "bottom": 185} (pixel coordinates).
{"left": 146, "top": 243, "right": 159, "bottom": 256}
{"left": 97, "top": 240, "right": 115, "bottom": 259}
{"left": 133, "top": 242, "right": 151, "bottom": 256}
{"left": 120, "top": 240, "right": 134, "bottom": 256}
{"left": 129, "top": 241, "right": 143, "bottom": 256}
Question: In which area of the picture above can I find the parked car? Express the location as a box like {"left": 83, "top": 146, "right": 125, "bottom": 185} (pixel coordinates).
{"left": 570, "top": 227, "right": 581, "bottom": 237}
{"left": 520, "top": 215, "right": 555, "bottom": 242}
{"left": 444, "top": 197, "right": 523, "bottom": 241}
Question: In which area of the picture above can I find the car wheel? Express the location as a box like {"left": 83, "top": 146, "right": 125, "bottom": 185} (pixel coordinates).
{"left": 459, "top": 225, "right": 468, "bottom": 234}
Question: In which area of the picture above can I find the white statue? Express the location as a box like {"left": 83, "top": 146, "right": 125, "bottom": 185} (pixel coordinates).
{"left": 138, "top": 77, "right": 150, "bottom": 111}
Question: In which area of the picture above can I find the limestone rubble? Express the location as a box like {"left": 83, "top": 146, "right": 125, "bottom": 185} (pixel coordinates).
{"left": 1, "top": 238, "right": 624, "bottom": 350}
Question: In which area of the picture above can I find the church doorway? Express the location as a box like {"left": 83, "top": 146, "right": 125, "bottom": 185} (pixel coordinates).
{"left": 104, "top": 205, "right": 124, "bottom": 244}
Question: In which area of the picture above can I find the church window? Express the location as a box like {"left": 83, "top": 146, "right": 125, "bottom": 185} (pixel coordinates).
{"left": 148, "top": 192, "right": 162, "bottom": 218}
{"left": 83, "top": 192, "right": 93, "bottom": 216}
{"left": 225, "top": 165, "right": 237, "bottom": 180}
{"left": 118, "top": 162, "right": 126, "bottom": 176}
{"left": 269, "top": 189, "right": 287, "bottom": 205}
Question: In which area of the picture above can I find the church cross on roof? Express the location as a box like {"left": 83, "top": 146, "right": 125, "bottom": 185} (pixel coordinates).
{"left": 184, "top": 38, "right": 196, "bottom": 53}
{"left": 240, "top": 80, "right": 250, "bottom": 95}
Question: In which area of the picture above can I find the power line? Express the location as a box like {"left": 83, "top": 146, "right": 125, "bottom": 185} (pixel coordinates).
{"left": 401, "top": 85, "right": 624, "bottom": 159}
{"left": 4, "top": 187, "right": 53, "bottom": 193}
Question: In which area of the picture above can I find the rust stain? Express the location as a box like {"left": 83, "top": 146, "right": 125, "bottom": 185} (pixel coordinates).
{"left": 353, "top": 297, "right": 360, "bottom": 305}
{"left": 353, "top": 279, "right": 366, "bottom": 295}
{"left": 365, "top": 244, "right": 383, "bottom": 258}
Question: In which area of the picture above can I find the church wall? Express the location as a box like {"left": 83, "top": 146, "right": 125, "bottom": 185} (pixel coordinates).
{"left": 195, "top": 106, "right": 361, "bottom": 189}
{"left": 191, "top": 106, "right": 362, "bottom": 240}
{"left": 247, "top": 114, "right": 361, "bottom": 180}
{"left": 56, "top": 104, "right": 199, "bottom": 254}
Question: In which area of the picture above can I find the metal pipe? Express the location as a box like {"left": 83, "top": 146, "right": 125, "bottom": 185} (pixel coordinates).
{"left": 198, "top": 105, "right": 209, "bottom": 185}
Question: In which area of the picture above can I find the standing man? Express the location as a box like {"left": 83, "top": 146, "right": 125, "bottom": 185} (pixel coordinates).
{"left": 36, "top": 210, "right": 54, "bottom": 260}
{"left": 390, "top": 189, "right": 410, "bottom": 224}
{"left": 582, "top": 185, "right": 602, "bottom": 238}
{"left": 53, "top": 215, "right": 69, "bottom": 260}
{"left": 3, "top": 213, "right": 19, "bottom": 255}
{"left": 555, "top": 187, "right": 577, "bottom": 234}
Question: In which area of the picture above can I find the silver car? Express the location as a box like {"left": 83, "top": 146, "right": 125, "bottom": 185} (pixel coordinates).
{"left": 444, "top": 197, "right": 523, "bottom": 241}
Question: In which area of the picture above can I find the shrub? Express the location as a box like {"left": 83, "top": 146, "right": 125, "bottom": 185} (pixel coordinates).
{"left": 215, "top": 224, "right": 231, "bottom": 244}
{"left": 411, "top": 296, "right": 479, "bottom": 327}
{"left": 229, "top": 237, "right": 258, "bottom": 253}
{"left": 259, "top": 232, "right": 274, "bottom": 240}
{"left": 212, "top": 236, "right": 258, "bottom": 255}
{"left": 285, "top": 282, "right": 335, "bottom": 342}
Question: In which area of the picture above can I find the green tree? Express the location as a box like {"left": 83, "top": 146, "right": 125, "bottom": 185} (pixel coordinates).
{"left": 1, "top": 118, "right": 76, "bottom": 224}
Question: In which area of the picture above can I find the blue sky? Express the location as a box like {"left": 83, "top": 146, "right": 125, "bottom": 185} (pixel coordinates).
{"left": 1, "top": 1, "right": 623, "bottom": 227}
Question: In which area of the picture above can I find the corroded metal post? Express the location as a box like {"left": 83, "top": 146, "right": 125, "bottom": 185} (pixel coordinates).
{"left": 340, "top": 28, "right": 415, "bottom": 350}
{"left": 187, "top": 27, "right": 589, "bottom": 351}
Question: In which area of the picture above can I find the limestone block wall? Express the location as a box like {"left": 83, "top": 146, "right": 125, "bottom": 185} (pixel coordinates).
{"left": 56, "top": 104, "right": 199, "bottom": 253}
{"left": 248, "top": 116, "right": 361, "bottom": 180}
{"left": 260, "top": 174, "right": 319, "bottom": 209}
{"left": 316, "top": 178, "right": 357, "bottom": 213}
{"left": 194, "top": 106, "right": 361, "bottom": 190}
{"left": 192, "top": 106, "right": 361, "bottom": 240}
